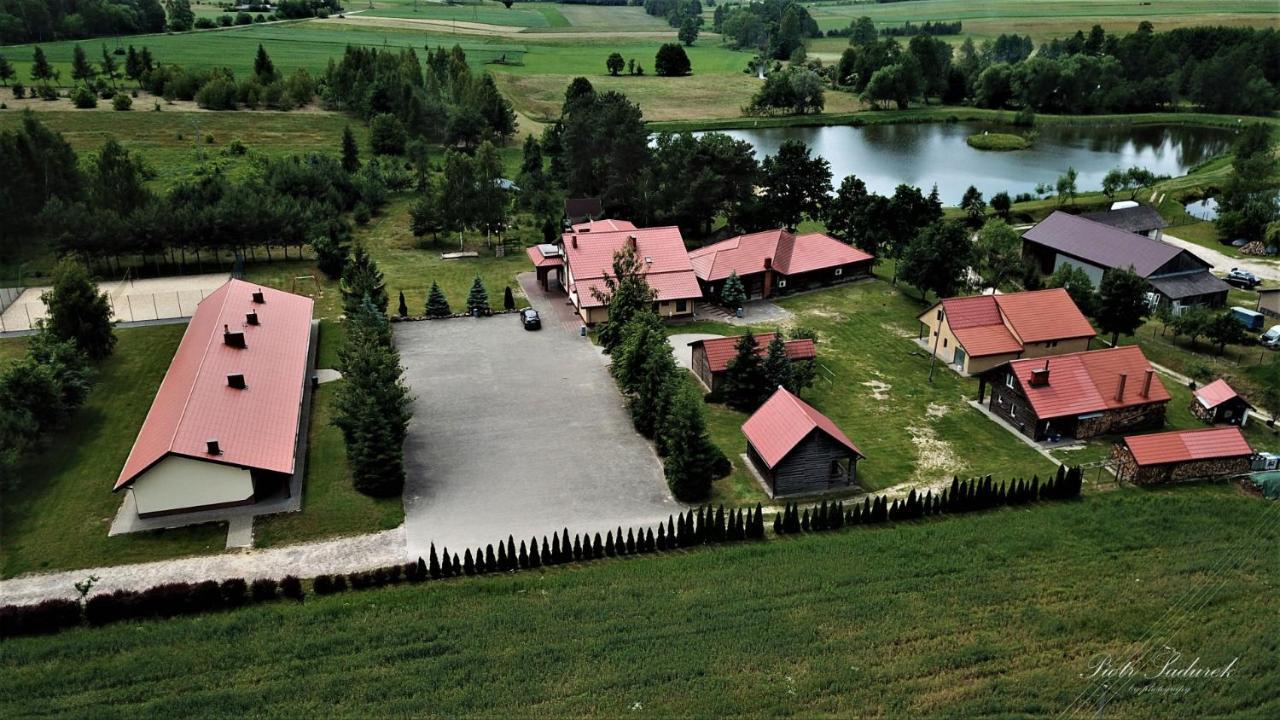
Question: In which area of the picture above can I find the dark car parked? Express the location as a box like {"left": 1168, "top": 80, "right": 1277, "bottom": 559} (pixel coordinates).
{"left": 520, "top": 308, "right": 541, "bottom": 330}
{"left": 1224, "top": 268, "right": 1261, "bottom": 289}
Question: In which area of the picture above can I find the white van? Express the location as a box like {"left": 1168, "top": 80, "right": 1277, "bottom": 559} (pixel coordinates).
{"left": 1261, "top": 324, "right": 1280, "bottom": 349}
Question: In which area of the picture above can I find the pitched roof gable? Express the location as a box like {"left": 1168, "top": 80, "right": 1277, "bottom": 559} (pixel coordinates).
{"left": 1007, "top": 346, "right": 1169, "bottom": 419}
{"left": 688, "top": 229, "right": 873, "bottom": 282}
{"left": 1194, "top": 379, "right": 1250, "bottom": 410}
{"left": 742, "top": 388, "right": 862, "bottom": 469}
{"left": 924, "top": 289, "right": 1095, "bottom": 358}
{"left": 1022, "top": 211, "right": 1193, "bottom": 277}
{"left": 689, "top": 333, "right": 817, "bottom": 373}
{"left": 1123, "top": 427, "right": 1253, "bottom": 466}
{"left": 114, "top": 280, "right": 313, "bottom": 490}
{"left": 562, "top": 225, "right": 702, "bottom": 307}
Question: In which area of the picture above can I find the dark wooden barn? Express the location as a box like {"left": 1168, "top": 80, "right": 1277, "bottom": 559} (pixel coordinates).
{"left": 1191, "top": 379, "right": 1254, "bottom": 426}
{"left": 741, "top": 388, "right": 864, "bottom": 498}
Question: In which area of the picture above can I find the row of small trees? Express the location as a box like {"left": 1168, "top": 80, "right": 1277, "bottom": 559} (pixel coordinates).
{"left": 333, "top": 249, "right": 412, "bottom": 498}
{"left": 597, "top": 245, "right": 729, "bottom": 501}
{"left": 0, "top": 575, "right": 304, "bottom": 637}
{"left": 714, "top": 328, "right": 817, "bottom": 412}
{"left": 774, "top": 466, "right": 1085, "bottom": 535}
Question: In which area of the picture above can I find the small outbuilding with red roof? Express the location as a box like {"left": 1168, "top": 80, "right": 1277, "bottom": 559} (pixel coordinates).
{"left": 113, "top": 279, "right": 314, "bottom": 517}
{"left": 741, "top": 387, "right": 864, "bottom": 497}
{"left": 689, "top": 228, "right": 873, "bottom": 302}
{"left": 1112, "top": 427, "right": 1254, "bottom": 485}
{"left": 1190, "top": 379, "right": 1254, "bottom": 426}
{"left": 917, "top": 288, "right": 1095, "bottom": 375}
{"left": 985, "top": 346, "right": 1169, "bottom": 441}
{"left": 688, "top": 333, "right": 816, "bottom": 393}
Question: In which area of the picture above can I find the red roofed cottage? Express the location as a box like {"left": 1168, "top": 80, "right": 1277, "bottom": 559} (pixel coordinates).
{"left": 1112, "top": 427, "right": 1254, "bottom": 485}
{"left": 560, "top": 225, "right": 702, "bottom": 324}
{"left": 1190, "top": 379, "right": 1253, "bottom": 426}
{"left": 689, "top": 228, "right": 873, "bottom": 301}
{"left": 917, "top": 289, "right": 1096, "bottom": 375}
{"left": 114, "top": 280, "right": 314, "bottom": 517}
{"left": 742, "top": 387, "right": 864, "bottom": 497}
{"left": 985, "top": 346, "right": 1169, "bottom": 441}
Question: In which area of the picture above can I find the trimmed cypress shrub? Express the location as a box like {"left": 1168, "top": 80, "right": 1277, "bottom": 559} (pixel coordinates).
{"left": 540, "top": 537, "right": 552, "bottom": 566}
{"left": 667, "top": 516, "right": 677, "bottom": 547}
{"left": 313, "top": 574, "right": 334, "bottom": 595}
{"left": 593, "top": 532, "right": 604, "bottom": 559}
{"left": 429, "top": 544, "right": 441, "bottom": 579}
{"left": 441, "top": 550, "right": 454, "bottom": 577}
{"left": 280, "top": 576, "right": 304, "bottom": 600}
{"left": 572, "top": 535, "right": 583, "bottom": 562}
{"left": 626, "top": 528, "right": 637, "bottom": 554}
{"left": 560, "top": 529, "right": 572, "bottom": 563}
{"left": 452, "top": 554, "right": 461, "bottom": 577}
{"left": 550, "top": 534, "right": 562, "bottom": 564}
{"left": 498, "top": 542, "right": 509, "bottom": 571}
{"left": 655, "top": 525, "right": 667, "bottom": 551}
{"left": 221, "top": 579, "right": 248, "bottom": 608}
{"left": 486, "top": 544, "right": 497, "bottom": 573}
{"left": 773, "top": 512, "right": 783, "bottom": 535}
{"left": 0, "top": 599, "right": 82, "bottom": 638}
{"left": 753, "top": 504, "right": 764, "bottom": 539}
{"left": 251, "top": 578, "right": 279, "bottom": 602}
{"left": 606, "top": 531, "right": 617, "bottom": 556}
{"left": 463, "top": 549, "right": 476, "bottom": 576}
{"left": 333, "top": 574, "right": 349, "bottom": 592}
{"left": 645, "top": 528, "right": 656, "bottom": 552}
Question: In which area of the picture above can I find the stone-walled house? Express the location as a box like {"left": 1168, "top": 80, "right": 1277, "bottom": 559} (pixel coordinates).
{"left": 1190, "top": 379, "right": 1253, "bottom": 426}
{"left": 1112, "top": 427, "right": 1253, "bottom": 485}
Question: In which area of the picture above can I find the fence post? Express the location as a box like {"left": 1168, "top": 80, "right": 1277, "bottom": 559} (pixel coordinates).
{"left": 127, "top": 295, "right": 135, "bottom": 322}
{"left": 153, "top": 293, "right": 159, "bottom": 319}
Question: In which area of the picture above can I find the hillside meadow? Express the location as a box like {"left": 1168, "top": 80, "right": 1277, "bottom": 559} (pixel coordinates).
{"left": 2, "top": 484, "right": 1276, "bottom": 717}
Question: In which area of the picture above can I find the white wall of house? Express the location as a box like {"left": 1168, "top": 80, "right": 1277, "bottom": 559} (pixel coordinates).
{"left": 130, "top": 455, "right": 254, "bottom": 516}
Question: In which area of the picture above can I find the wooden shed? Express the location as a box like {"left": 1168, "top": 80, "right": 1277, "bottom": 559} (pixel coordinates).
{"left": 1111, "top": 427, "right": 1254, "bottom": 485}
{"left": 1190, "top": 379, "right": 1253, "bottom": 426}
{"left": 742, "top": 387, "right": 864, "bottom": 498}
{"left": 688, "top": 333, "right": 816, "bottom": 393}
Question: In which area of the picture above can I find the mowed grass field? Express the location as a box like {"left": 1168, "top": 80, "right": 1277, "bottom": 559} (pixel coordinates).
{"left": 803, "top": 0, "right": 1280, "bottom": 42}
{"left": 670, "top": 272, "right": 1060, "bottom": 505}
{"left": 3, "top": 484, "right": 1277, "bottom": 717}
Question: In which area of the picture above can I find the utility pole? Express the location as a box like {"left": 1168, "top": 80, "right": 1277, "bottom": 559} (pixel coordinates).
{"left": 927, "top": 308, "right": 944, "bottom": 383}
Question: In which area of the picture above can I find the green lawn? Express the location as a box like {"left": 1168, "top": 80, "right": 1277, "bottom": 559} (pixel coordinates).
{"left": 671, "top": 273, "right": 1059, "bottom": 505}
{"left": 253, "top": 382, "right": 403, "bottom": 548}
{"left": 0, "top": 325, "right": 229, "bottom": 579}
{"left": 4, "top": 484, "right": 1276, "bottom": 717}
{"left": 364, "top": 0, "right": 566, "bottom": 28}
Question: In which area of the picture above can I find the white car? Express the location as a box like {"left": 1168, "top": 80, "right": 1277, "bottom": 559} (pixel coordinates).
{"left": 1261, "top": 325, "right": 1280, "bottom": 349}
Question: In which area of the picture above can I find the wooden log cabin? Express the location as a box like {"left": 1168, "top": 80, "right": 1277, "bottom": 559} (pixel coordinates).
{"left": 741, "top": 388, "right": 864, "bottom": 498}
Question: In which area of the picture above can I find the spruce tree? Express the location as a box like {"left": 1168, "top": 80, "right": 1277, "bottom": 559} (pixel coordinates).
{"left": 71, "top": 45, "right": 96, "bottom": 85}
{"left": 498, "top": 542, "right": 509, "bottom": 571}
{"left": 441, "top": 550, "right": 453, "bottom": 577}
{"left": 429, "top": 544, "right": 440, "bottom": 579}
{"left": 397, "top": 290, "right": 408, "bottom": 317}
{"left": 540, "top": 537, "right": 551, "bottom": 566}
{"left": 720, "top": 270, "right": 748, "bottom": 309}
{"left": 30, "top": 47, "right": 56, "bottom": 86}
{"left": 503, "top": 286, "right": 515, "bottom": 311}
{"left": 626, "top": 529, "right": 637, "bottom": 554}
{"left": 518, "top": 541, "right": 529, "bottom": 569}
{"left": 341, "top": 125, "right": 360, "bottom": 173}
{"left": 416, "top": 556, "right": 427, "bottom": 580}
{"left": 572, "top": 534, "right": 583, "bottom": 561}
{"left": 426, "top": 281, "right": 451, "bottom": 318}
{"left": 550, "top": 534, "right": 561, "bottom": 564}
{"left": 645, "top": 529, "right": 655, "bottom": 552}
{"left": 463, "top": 549, "right": 475, "bottom": 575}
{"left": 340, "top": 245, "right": 388, "bottom": 314}
{"left": 761, "top": 332, "right": 796, "bottom": 394}
{"left": 466, "top": 276, "right": 491, "bottom": 315}
{"left": 656, "top": 524, "right": 666, "bottom": 551}
{"left": 662, "top": 382, "right": 721, "bottom": 499}
{"left": 253, "top": 44, "right": 275, "bottom": 81}
{"left": 723, "top": 330, "right": 770, "bottom": 411}
{"left": 485, "top": 544, "right": 497, "bottom": 572}
{"left": 753, "top": 504, "right": 765, "bottom": 539}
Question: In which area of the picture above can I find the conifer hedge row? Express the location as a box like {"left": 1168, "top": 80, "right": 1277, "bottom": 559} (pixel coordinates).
{"left": 2, "top": 469, "right": 1083, "bottom": 639}
{"left": 774, "top": 466, "right": 1084, "bottom": 536}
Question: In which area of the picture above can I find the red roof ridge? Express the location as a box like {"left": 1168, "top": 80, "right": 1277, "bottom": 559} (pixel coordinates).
{"left": 167, "top": 283, "right": 236, "bottom": 467}
{"left": 1122, "top": 426, "right": 1253, "bottom": 466}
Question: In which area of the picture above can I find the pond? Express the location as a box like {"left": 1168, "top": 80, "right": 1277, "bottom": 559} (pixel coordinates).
{"left": 699, "top": 121, "right": 1233, "bottom": 205}
{"left": 1184, "top": 197, "right": 1219, "bottom": 220}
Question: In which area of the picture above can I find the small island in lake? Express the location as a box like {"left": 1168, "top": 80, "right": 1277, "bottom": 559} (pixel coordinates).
{"left": 966, "top": 133, "right": 1032, "bottom": 151}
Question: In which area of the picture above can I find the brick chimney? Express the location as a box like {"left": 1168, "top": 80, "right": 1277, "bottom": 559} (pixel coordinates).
{"left": 1140, "top": 369, "right": 1154, "bottom": 398}
{"left": 627, "top": 234, "right": 638, "bottom": 253}
{"left": 1115, "top": 373, "right": 1128, "bottom": 402}
{"left": 763, "top": 257, "right": 774, "bottom": 299}
{"left": 571, "top": 234, "right": 578, "bottom": 249}
{"left": 1029, "top": 360, "right": 1051, "bottom": 387}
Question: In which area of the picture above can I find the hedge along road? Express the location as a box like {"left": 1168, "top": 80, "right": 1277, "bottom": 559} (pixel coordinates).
{"left": 0, "top": 528, "right": 406, "bottom": 607}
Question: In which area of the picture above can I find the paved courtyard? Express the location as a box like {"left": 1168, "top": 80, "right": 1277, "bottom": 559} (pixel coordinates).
{"left": 395, "top": 297, "right": 678, "bottom": 560}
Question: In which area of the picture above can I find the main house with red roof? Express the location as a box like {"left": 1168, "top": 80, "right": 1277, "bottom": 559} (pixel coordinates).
{"left": 1190, "top": 379, "right": 1254, "bottom": 426}
{"left": 689, "top": 229, "right": 874, "bottom": 302}
{"left": 688, "top": 333, "right": 816, "bottom": 393}
{"left": 984, "top": 346, "right": 1170, "bottom": 441}
{"left": 113, "top": 280, "right": 314, "bottom": 518}
{"left": 916, "top": 288, "right": 1096, "bottom": 375}
{"left": 558, "top": 224, "right": 702, "bottom": 324}
{"left": 1111, "top": 427, "right": 1254, "bottom": 485}
{"left": 741, "top": 387, "right": 864, "bottom": 497}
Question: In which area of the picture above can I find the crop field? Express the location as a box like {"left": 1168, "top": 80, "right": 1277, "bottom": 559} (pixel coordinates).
{"left": 803, "top": 0, "right": 1280, "bottom": 42}
{"left": 363, "top": 0, "right": 569, "bottom": 29}
{"left": 4, "top": 484, "right": 1277, "bottom": 717}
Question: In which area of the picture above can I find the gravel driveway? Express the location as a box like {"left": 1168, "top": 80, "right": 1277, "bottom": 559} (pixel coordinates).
{"left": 395, "top": 308, "right": 677, "bottom": 561}
{"left": 1161, "top": 233, "right": 1280, "bottom": 283}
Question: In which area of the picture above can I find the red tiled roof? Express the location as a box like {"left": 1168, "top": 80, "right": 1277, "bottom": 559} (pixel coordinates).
{"left": 572, "top": 218, "right": 637, "bottom": 233}
{"left": 114, "top": 280, "right": 314, "bottom": 490}
{"left": 1194, "top": 379, "right": 1249, "bottom": 410}
{"left": 1123, "top": 427, "right": 1253, "bottom": 466}
{"left": 742, "top": 388, "right": 862, "bottom": 469}
{"left": 1007, "top": 346, "right": 1169, "bottom": 419}
{"left": 562, "top": 225, "right": 702, "bottom": 308}
{"left": 526, "top": 245, "right": 563, "bottom": 268}
{"left": 689, "top": 229, "right": 873, "bottom": 282}
{"left": 993, "top": 288, "right": 1096, "bottom": 343}
{"left": 924, "top": 289, "right": 1095, "bottom": 358}
{"left": 689, "top": 333, "right": 817, "bottom": 373}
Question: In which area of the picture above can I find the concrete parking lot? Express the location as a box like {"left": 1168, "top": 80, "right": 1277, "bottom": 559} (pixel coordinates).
{"left": 396, "top": 304, "right": 678, "bottom": 560}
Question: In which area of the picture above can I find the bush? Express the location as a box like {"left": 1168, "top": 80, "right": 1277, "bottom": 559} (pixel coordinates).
{"left": 190, "top": 581, "right": 223, "bottom": 612}
{"left": 71, "top": 87, "right": 97, "bottom": 108}
{"left": 235, "top": 11, "right": 253, "bottom": 25}
{"left": 112, "top": 93, "right": 133, "bottom": 111}
{"left": 0, "top": 599, "right": 82, "bottom": 638}
{"left": 217, "top": 14, "right": 233, "bottom": 26}
{"left": 194, "top": 17, "right": 216, "bottom": 29}
{"left": 280, "top": 576, "right": 304, "bottom": 601}
{"left": 38, "top": 84, "right": 59, "bottom": 101}
{"left": 654, "top": 43, "right": 691, "bottom": 77}
{"left": 12, "top": 82, "right": 24, "bottom": 99}
{"left": 250, "top": 578, "right": 279, "bottom": 602}
{"left": 195, "top": 77, "right": 238, "bottom": 110}
{"left": 220, "top": 578, "right": 248, "bottom": 608}
{"left": 353, "top": 202, "right": 371, "bottom": 225}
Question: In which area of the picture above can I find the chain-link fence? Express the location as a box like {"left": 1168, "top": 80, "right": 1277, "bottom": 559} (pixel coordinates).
{"left": 0, "top": 275, "right": 229, "bottom": 333}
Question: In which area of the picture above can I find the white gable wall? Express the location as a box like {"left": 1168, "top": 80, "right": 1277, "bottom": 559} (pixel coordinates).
{"left": 130, "top": 455, "right": 254, "bottom": 517}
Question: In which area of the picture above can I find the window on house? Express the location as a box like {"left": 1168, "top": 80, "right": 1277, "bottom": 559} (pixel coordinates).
{"left": 943, "top": 338, "right": 948, "bottom": 348}
{"left": 777, "top": 279, "right": 787, "bottom": 288}
{"left": 829, "top": 458, "right": 849, "bottom": 479}
{"left": 676, "top": 299, "right": 688, "bottom": 312}
{"left": 834, "top": 268, "right": 843, "bottom": 276}
{"left": 1005, "top": 374, "right": 1015, "bottom": 389}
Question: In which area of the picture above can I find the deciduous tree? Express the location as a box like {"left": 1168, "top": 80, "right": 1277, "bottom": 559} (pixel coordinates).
{"left": 40, "top": 258, "right": 115, "bottom": 361}
{"left": 1095, "top": 267, "right": 1150, "bottom": 345}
